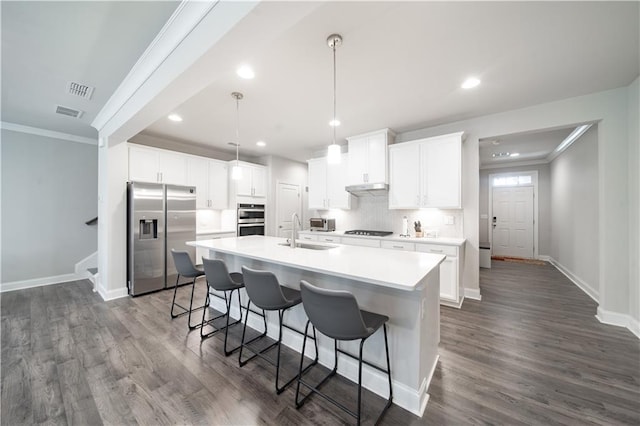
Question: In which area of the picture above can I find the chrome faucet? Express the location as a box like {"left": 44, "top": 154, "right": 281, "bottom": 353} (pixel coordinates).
{"left": 291, "top": 212, "right": 301, "bottom": 248}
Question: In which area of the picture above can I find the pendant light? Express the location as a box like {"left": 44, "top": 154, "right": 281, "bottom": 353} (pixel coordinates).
{"left": 230, "top": 91, "right": 243, "bottom": 180}
{"left": 327, "top": 34, "right": 342, "bottom": 164}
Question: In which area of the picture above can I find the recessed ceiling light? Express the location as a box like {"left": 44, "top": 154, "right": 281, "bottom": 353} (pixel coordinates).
{"left": 492, "top": 152, "right": 510, "bottom": 158}
{"left": 329, "top": 119, "right": 341, "bottom": 127}
{"left": 491, "top": 140, "right": 500, "bottom": 145}
{"left": 168, "top": 114, "right": 182, "bottom": 122}
{"left": 510, "top": 152, "right": 520, "bottom": 157}
{"left": 236, "top": 65, "right": 255, "bottom": 79}
{"left": 256, "top": 141, "right": 266, "bottom": 147}
{"left": 461, "top": 77, "right": 481, "bottom": 89}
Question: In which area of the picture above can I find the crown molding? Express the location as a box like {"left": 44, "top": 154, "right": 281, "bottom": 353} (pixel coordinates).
{"left": 480, "top": 159, "right": 548, "bottom": 170}
{"left": 0, "top": 122, "right": 98, "bottom": 145}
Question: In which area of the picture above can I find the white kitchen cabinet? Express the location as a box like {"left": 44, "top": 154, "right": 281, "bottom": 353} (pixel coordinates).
{"left": 128, "top": 144, "right": 187, "bottom": 185}
{"left": 388, "top": 142, "right": 421, "bottom": 208}
{"left": 381, "top": 240, "right": 415, "bottom": 251}
{"left": 415, "top": 242, "right": 463, "bottom": 306}
{"left": 317, "top": 235, "right": 341, "bottom": 243}
{"left": 307, "top": 154, "right": 351, "bottom": 210}
{"left": 231, "top": 161, "right": 267, "bottom": 198}
{"left": 187, "top": 156, "right": 228, "bottom": 209}
{"left": 347, "top": 129, "right": 394, "bottom": 185}
{"left": 341, "top": 237, "right": 381, "bottom": 248}
{"left": 388, "top": 132, "right": 463, "bottom": 209}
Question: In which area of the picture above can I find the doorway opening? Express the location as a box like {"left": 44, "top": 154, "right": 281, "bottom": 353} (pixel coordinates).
{"left": 275, "top": 181, "right": 302, "bottom": 239}
{"left": 488, "top": 171, "right": 538, "bottom": 259}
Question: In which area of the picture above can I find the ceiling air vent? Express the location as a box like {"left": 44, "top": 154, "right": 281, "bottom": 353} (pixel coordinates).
{"left": 55, "top": 105, "right": 84, "bottom": 118}
{"left": 67, "top": 81, "right": 94, "bottom": 100}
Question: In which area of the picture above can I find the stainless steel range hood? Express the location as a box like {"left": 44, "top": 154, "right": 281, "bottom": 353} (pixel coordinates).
{"left": 345, "top": 183, "right": 389, "bottom": 197}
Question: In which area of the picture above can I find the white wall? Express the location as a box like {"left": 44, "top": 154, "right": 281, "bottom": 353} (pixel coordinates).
{"left": 627, "top": 77, "right": 639, "bottom": 331}
{"left": 480, "top": 164, "right": 551, "bottom": 255}
{"left": 1, "top": 129, "right": 97, "bottom": 284}
{"left": 550, "top": 125, "right": 599, "bottom": 298}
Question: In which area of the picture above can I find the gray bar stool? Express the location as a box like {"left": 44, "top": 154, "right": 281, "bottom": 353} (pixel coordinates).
{"left": 200, "top": 258, "right": 248, "bottom": 355}
{"left": 295, "top": 280, "right": 393, "bottom": 425}
{"left": 239, "top": 266, "right": 319, "bottom": 394}
{"left": 170, "top": 249, "right": 206, "bottom": 329}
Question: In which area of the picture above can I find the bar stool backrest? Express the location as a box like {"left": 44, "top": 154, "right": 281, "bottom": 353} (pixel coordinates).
{"left": 202, "top": 258, "right": 236, "bottom": 290}
{"left": 241, "top": 266, "right": 290, "bottom": 310}
{"left": 300, "top": 280, "right": 369, "bottom": 341}
{"left": 171, "top": 249, "right": 201, "bottom": 278}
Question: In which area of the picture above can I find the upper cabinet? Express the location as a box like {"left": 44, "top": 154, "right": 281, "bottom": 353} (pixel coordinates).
{"left": 129, "top": 144, "right": 187, "bottom": 185}
{"left": 308, "top": 153, "right": 351, "bottom": 210}
{"left": 186, "top": 156, "right": 228, "bottom": 209}
{"left": 229, "top": 161, "right": 267, "bottom": 200}
{"left": 389, "top": 132, "right": 463, "bottom": 209}
{"left": 347, "top": 128, "right": 395, "bottom": 185}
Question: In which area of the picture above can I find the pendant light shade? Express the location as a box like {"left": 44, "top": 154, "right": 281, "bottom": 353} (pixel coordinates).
{"left": 230, "top": 92, "right": 243, "bottom": 180}
{"left": 327, "top": 34, "right": 342, "bottom": 164}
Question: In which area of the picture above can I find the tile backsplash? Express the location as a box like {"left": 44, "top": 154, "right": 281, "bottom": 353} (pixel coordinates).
{"left": 310, "top": 195, "right": 463, "bottom": 238}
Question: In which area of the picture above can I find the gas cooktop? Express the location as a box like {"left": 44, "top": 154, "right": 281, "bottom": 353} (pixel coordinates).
{"left": 344, "top": 230, "right": 394, "bottom": 237}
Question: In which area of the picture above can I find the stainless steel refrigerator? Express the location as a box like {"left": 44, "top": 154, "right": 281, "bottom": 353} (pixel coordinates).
{"left": 127, "top": 182, "right": 196, "bottom": 296}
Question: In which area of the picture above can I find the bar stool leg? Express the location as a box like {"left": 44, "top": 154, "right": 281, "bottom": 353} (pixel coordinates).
{"left": 357, "top": 339, "right": 365, "bottom": 426}
{"left": 170, "top": 274, "right": 181, "bottom": 318}
{"left": 187, "top": 277, "right": 199, "bottom": 329}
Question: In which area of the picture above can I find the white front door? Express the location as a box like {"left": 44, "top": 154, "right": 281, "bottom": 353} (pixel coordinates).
{"left": 276, "top": 182, "right": 301, "bottom": 238}
{"left": 492, "top": 186, "right": 534, "bottom": 258}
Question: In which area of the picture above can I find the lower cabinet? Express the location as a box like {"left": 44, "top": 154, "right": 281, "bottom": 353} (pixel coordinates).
{"left": 415, "top": 243, "right": 463, "bottom": 306}
{"left": 341, "top": 237, "right": 381, "bottom": 248}
{"left": 380, "top": 240, "right": 415, "bottom": 251}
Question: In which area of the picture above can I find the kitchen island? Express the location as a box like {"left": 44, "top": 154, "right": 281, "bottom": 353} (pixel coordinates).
{"left": 188, "top": 235, "right": 444, "bottom": 416}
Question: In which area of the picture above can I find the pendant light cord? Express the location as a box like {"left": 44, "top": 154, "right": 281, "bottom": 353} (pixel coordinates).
{"left": 236, "top": 96, "right": 240, "bottom": 164}
{"left": 332, "top": 42, "right": 337, "bottom": 145}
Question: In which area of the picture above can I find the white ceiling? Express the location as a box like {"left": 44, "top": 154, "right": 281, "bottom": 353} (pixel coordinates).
{"left": 1, "top": 0, "right": 179, "bottom": 138}
{"left": 139, "top": 1, "right": 639, "bottom": 162}
{"left": 1, "top": 1, "right": 637, "bottom": 159}
{"left": 479, "top": 127, "right": 575, "bottom": 167}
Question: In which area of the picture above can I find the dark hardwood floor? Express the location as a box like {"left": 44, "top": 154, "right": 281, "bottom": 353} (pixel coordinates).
{"left": 2, "top": 260, "right": 639, "bottom": 425}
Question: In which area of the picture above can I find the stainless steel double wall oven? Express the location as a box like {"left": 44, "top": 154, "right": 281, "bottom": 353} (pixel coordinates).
{"left": 237, "top": 203, "right": 265, "bottom": 236}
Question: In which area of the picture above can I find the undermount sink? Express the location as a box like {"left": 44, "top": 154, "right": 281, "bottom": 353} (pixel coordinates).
{"left": 278, "top": 242, "right": 338, "bottom": 250}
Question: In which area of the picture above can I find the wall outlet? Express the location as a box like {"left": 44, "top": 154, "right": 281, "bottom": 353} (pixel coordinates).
{"left": 444, "top": 215, "right": 455, "bottom": 225}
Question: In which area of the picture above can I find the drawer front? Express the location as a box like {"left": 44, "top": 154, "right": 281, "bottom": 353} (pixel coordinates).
{"left": 380, "top": 240, "right": 415, "bottom": 251}
{"left": 299, "top": 234, "right": 318, "bottom": 241}
{"left": 415, "top": 243, "right": 458, "bottom": 257}
{"left": 318, "top": 236, "right": 341, "bottom": 243}
{"left": 341, "top": 237, "right": 381, "bottom": 248}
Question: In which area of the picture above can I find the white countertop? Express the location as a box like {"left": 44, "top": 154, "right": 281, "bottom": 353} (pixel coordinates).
{"left": 196, "top": 229, "right": 236, "bottom": 236}
{"left": 187, "top": 235, "right": 445, "bottom": 291}
{"left": 299, "top": 230, "right": 465, "bottom": 246}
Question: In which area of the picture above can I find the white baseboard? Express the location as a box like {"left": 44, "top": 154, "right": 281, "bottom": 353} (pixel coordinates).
{"left": 97, "top": 285, "right": 128, "bottom": 301}
{"left": 597, "top": 307, "right": 640, "bottom": 339}
{"left": 547, "top": 257, "right": 599, "bottom": 302}
{"left": 463, "top": 288, "right": 482, "bottom": 301}
{"left": 0, "top": 273, "right": 81, "bottom": 292}
{"left": 537, "top": 255, "right": 551, "bottom": 262}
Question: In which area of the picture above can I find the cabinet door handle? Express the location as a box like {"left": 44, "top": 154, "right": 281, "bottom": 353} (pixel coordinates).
{"left": 393, "top": 245, "right": 404, "bottom": 249}
{"left": 430, "top": 249, "right": 443, "bottom": 253}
